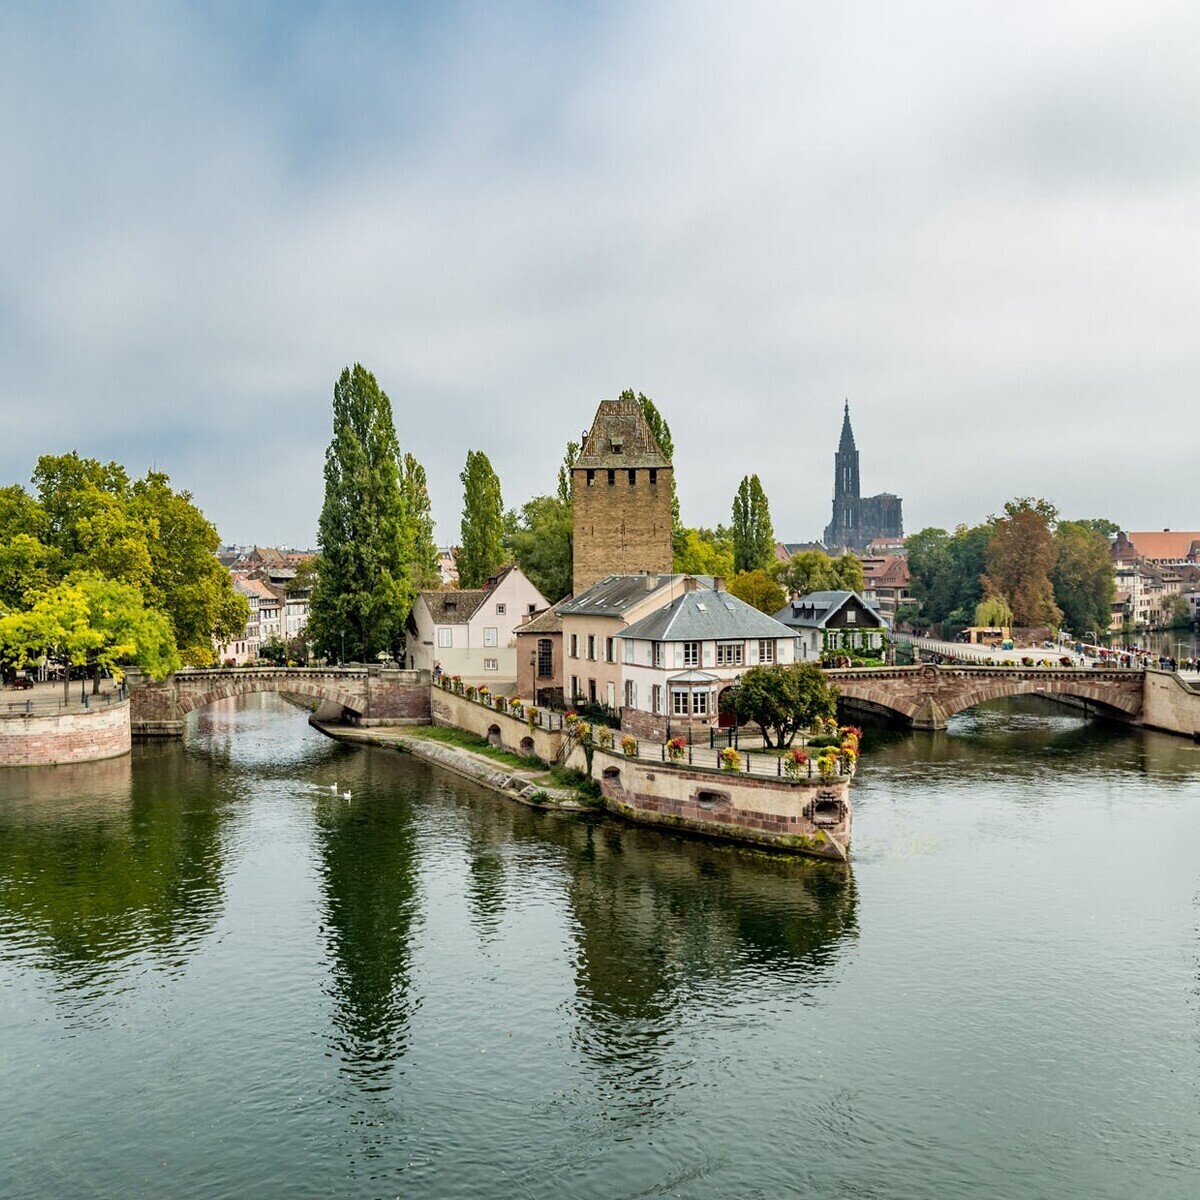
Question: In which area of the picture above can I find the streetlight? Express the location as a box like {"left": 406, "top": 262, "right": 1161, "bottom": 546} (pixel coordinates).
{"left": 340, "top": 630, "right": 346, "bottom": 665}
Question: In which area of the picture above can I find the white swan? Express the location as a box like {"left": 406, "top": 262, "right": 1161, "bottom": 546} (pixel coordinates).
{"left": 341, "top": 789, "right": 352, "bottom": 800}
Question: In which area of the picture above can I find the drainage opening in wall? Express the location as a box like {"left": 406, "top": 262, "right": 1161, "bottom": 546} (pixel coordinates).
{"left": 812, "top": 796, "right": 844, "bottom": 825}
{"left": 694, "top": 789, "right": 730, "bottom": 809}
{"left": 602, "top": 766, "right": 621, "bottom": 780}
{"left": 487, "top": 724, "right": 501, "bottom": 746}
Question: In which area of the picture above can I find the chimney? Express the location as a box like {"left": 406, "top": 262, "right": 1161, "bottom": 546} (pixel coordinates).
{"left": 713, "top": 576, "right": 726, "bottom": 592}
{"left": 644, "top": 573, "right": 658, "bottom": 591}
{"left": 683, "top": 576, "right": 699, "bottom": 592}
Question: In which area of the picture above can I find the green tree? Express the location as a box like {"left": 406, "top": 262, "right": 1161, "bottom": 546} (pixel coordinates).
{"left": 309, "top": 364, "right": 413, "bottom": 663}
{"left": 633, "top": 392, "right": 681, "bottom": 553}
{"left": 129, "top": 471, "right": 247, "bottom": 665}
{"left": 557, "top": 439, "right": 580, "bottom": 506}
{"left": 774, "top": 549, "right": 863, "bottom": 597}
{"left": 974, "top": 594, "right": 1014, "bottom": 628}
{"left": 728, "top": 663, "right": 839, "bottom": 749}
{"left": 731, "top": 475, "right": 774, "bottom": 574}
{"left": 983, "top": 504, "right": 1061, "bottom": 629}
{"left": 0, "top": 533, "right": 57, "bottom": 610}
{"left": 505, "top": 494, "right": 572, "bottom": 602}
{"left": 728, "top": 570, "right": 786, "bottom": 615}
{"left": 456, "top": 449, "right": 506, "bottom": 589}
{"left": 907, "top": 524, "right": 990, "bottom": 628}
{"left": 1051, "top": 520, "right": 1115, "bottom": 636}
{"left": 673, "top": 526, "right": 735, "bottom": 578}
{"left": 400, "top": 453, "right": 440, "bottom": 590}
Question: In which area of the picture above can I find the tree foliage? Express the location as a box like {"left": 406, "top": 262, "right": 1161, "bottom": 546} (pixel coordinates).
{"left": 906, "top": 524, "right": 990, "bottom": 628}
{"left": 731, "top": 474, "right": 774, "bottom": 574}
{"left": 504, "top": 495, "right": 573, "bottom": 603}
{"left": 401, "top": 453, "right": 441, "bottom": 591}
{"left": 456, "top": 449, "right": 506, "bottom": 590}
{"left": 974, "top": 594, "right": 1014, "bottom": 628}
{"left": 673, "top": 526, "right": 735, "bottom": 578}
{"left": 728, "top": 570, "right": 785, "bottom": 615}
{"left": 0, "top": 452, "right": 244, "bottom": 671}
{"left": 1051, "top": 520, "right": 1115, "bottom": 636}
{"left": 728, "top": 663, "right": 839, "bottom": 749}
{"left": 983, "top": 505, "right": 1061, "bottom": 629}
{"left": 633, "top": 392, "right": 682, "bottom": 554}
{"left": 309, "top": 364, "right": 413, "bottom": 662}
{"left": 774, "top": 549, "right": 863, "bottom": 597}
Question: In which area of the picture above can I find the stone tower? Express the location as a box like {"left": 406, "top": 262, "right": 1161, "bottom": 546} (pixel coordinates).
{"left": 824, "top": 400, "right": 861, "bottom": 550}
{"left": 571, "top": 397, "right": 673, "bottom": 593}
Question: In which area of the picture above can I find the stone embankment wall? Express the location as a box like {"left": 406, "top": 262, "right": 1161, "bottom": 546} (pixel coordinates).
{"left": 1142, "top": 670, "right": 1200, "bottom": 738}
{"left": 595, "top": 748, "right": 851, "bottom": 860}
{"left": 0, "top": 702, "right": 131, "bottom": 766}
{"left": 429, "top": 688, "right": 575, "bottom": 764}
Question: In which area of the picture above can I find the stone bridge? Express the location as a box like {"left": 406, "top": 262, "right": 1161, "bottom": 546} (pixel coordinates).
{"left": 125, "top": 665, "right": 431, "bottom": 737}
{"left": 826, "top": 664, "right": 1147, "bottom": 730}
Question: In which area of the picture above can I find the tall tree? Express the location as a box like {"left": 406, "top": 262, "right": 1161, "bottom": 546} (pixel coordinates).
{"left": 907, "top": 524, "right": 990, "bottom": 628}
{"left": 674, "top": 526, "right": 735, "bottom": 579}
{"left": 400, "top": 453, "right": 440, "bottom": 590}
{"left": 456, "top": 450, "right": 505, "bottom": 589}
{"left": 632, "top": 392, "right": 682, "bottom": 555}
{"left": 309, "top": 364, "right": 413, "bottom": 663}
{"left": 504, "top": 495, "right": 572, "bottom": 603}
{"left": 1051, "top": 520, "right": 1115, "bottom": 636}
{"left": 728, "top": 569, "right": 785, "bottom": 614}
{"left": 983, "top": 504, "right": 1061, "bottom": 629}
{"left": 731, "top": 475, "right": 774, "bottom": 574}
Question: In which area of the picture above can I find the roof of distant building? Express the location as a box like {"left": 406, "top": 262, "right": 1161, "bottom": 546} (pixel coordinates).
{"left": 774, "top": 590, "right": 887, "bottom": 630}
{"left": 515, "top": 605, "right": 564, "bottom": 635}
{"left": 573, "top": 397, "right": 671, "bottom": 469}
{"left": 619, "top": 589, "right": 794, "bottom": 643}
{"left": 1120, "top": 531, "right": 1200, "bottom": 563}
{"left": 774, "top": 541, "right": 827, "bottom": 561}
{"left": 557, "top": 573, "right": 711, "bottom": 618}
{"left": 418, "top": 590, "right": 488, "bottom": 624}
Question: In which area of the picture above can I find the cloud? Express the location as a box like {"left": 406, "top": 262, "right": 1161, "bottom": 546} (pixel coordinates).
{"left": 3, "top": 1, "right": 1199, "bottom": 548}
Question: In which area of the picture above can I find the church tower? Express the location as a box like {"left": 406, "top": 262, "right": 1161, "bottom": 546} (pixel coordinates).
{"left": 824, "top": 401, "right": 861, "bottom": 551}
{"left": 571, "top": 397, "right": 673, "bottom": 593}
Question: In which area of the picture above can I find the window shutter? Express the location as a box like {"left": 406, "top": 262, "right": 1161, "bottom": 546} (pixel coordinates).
{"left": 702, "top": 644, "right": 713, "bottom": 667}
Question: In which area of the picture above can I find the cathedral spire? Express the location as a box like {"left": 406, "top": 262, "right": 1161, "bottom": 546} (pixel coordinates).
{"left": 838, "top": 399, "right": 856, "bottom": 453}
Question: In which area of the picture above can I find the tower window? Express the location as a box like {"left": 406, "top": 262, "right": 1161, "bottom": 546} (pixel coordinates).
{"left": 611, "top": 439, "right": 623, "bottom": 453}
{"left": 649, "top": 469, "right": 658, "bottom": 485}
{"left": 628, "top": 469, "right": 636, "bottom": 485}
{"left": 607, "top": 469, "right": 615, "bottom": 486}
{"left": 587, "top": 469, "right": 595, "bottom": 486}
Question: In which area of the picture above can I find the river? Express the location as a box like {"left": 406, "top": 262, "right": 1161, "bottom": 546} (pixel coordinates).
{"left": 2, "top": 694, "right": 1198, "bottom": 1199}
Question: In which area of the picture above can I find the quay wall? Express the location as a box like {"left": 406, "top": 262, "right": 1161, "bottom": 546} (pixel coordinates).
{"left": 595, "top": 748, "right": 851, "bottom": 860}
{"left": 429, "top": 688, "right": 574, "bottom": 764}
{"left": 1141, "top": 670, "right": 1200, "bottom": 739}
{"left": 0, "top": 702, "right": 131, "bottom": 767}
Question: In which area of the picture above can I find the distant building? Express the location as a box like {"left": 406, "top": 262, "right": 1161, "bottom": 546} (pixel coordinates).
{"left": 823, "top": 402, "right": 903, "bottom": 554}
{"left": 773, "top": 590, "right": 889, "bottom": 660}
{"left": 1112, "top": 530, "right": 1200, "bottom": 567}
{"left": 571, "top": 397, "right": 673, "bottom": 593}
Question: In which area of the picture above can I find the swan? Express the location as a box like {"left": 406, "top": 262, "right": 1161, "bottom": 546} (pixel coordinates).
{"left": 341, "top": 789, "right": 352, "bottom": 800}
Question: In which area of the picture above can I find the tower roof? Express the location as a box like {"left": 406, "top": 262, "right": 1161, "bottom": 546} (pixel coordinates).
{"left": 838, "top": 400, "right": 856, "bottom": 453}
{"left": 574, "top": 397, "right": 671, "bottom": 469}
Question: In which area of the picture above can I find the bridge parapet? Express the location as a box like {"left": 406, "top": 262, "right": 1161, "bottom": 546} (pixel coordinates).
{"left": 825, "top": 663, "right": 1146, "bottom": 729}
{"left": 126, "top": 664, "right": 430, "bottom": 737}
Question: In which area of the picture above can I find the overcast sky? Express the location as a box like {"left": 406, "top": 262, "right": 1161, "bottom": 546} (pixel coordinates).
{"left": 3, "top": 2, "right": 1198, "bottom": 549}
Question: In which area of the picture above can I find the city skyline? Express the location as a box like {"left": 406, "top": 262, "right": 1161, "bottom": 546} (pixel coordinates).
{"left": 4, "top": 3, "right": 1199, "bottom": 547}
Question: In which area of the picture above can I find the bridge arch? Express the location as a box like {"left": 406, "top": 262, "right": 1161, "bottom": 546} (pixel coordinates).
{"left": 174, "top": 675, "right": 365, "bottom": 718}
{"left": 828, "top": 665, "right": 1145, "bottom": 730}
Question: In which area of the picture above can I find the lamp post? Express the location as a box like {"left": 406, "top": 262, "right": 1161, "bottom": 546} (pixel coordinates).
{"left": 340, "top": 630, "right": 346, "bottom": 666}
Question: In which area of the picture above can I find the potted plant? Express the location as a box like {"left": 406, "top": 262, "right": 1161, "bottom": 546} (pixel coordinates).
{"left": 621, "top": 734, "right": 638, "bottom": 757}
{"left": 783, "top": 748, "right": 808, "bottom": 779}
{"left": 596, "top": 727, "right": 613, "bottom": 749}
{"left": 719, "top": 747, "right": 741, "bottom": 772}
{"left": 666, "top": 736, "right": 686, "bottom": 763}
{"left": 816, "top": 749, "right": 839, "bottom": 781}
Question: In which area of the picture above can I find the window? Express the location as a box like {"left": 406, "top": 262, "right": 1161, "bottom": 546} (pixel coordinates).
{"left": 651, "top": 684, "right": 663, "bottom": 714}
{"left": 758, "top": 640, "right": 776, "bottom": 664}
{"left": 653, "top": 642, "right": 665, "bottom": 668}
{"left": 588, "top": 679, "right": 597, "bottom": 703}
{"left": 623, "top": 639, "right": 634, "bottom": 664}
{"left": 484, "top": 658, "right": 498, "bottom": 671}
{"left": 537, "top": 638, "right": 553, "bottom": 678}
{"left": 484, "top": 627, "right": 498, "bottom": 647}
{"left": 716, "top": 642, "right": 743, "bottom": 667}
{"left": 605, "top": 637, "right": 615, "bottom": 662}
{"left": 628, "top": 469, "right": 636, "bottom": 485}
{"left": 607, "top": 469, "right": 615, "bottom": 486}
{"left": 438, "top": 628, "right": 452, "bottom": 648}
{"left": 846, "top": 608, "right": 857, "bottom": 623}
{"left": 683, "top": 641, "right": 699, "bottom": 667}
{"left": 586, "top": 469, "right": 595, "bottom": 486}
{"left": 611, "top": 439, "right": 623, "bottom": 454}
{"left": 586, "top": 634, "right": 596, "bottom": 660}
{"left": 569, "top": 633, "right": 579, "bottom": 658}
{"left": 692, "top": 691, "right": 709, "bottom": 716}
{"left": 496, "top": 603, "right": 506, "bottom": 615}
{"left": 624, "top": 679, "right": 637, "bottom": 708}
{"left": 672, "top": 690, "right": 689, "bottom": 716}
{"left": 649, "top": 469, "right": 658, "bottom": 485}
{"left": 570, "top": 675, "right": 580, "bottom": 698}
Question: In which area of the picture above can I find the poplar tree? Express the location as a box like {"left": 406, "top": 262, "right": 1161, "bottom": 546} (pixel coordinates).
{"left": 401, "top": 452, "right": 441, "bottom": 590}
{"left": 631, "top": 391, "right": 682, "bottom": 554}
{"left": 309, "top": 365, "right": 412, "bottom": 662}
{"left": 731, "top": 474, "right": 775, "bottom": 574}
{"left": 456, "top": 450, "right": 505, "bottom": 589}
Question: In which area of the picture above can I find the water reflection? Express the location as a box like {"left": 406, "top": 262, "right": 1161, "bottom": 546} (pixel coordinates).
{"left": 0, "top": 748, "right": 228, "bottom": 993}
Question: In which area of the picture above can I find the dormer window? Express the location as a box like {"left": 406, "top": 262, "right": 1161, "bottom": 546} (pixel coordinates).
{"left": 611, "top": 439, "right": 623, "bottom": 454}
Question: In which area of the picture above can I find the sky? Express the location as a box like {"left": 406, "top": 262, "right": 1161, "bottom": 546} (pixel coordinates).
{"left": 3, "top": 1, "right": 1198, "bottom": 549}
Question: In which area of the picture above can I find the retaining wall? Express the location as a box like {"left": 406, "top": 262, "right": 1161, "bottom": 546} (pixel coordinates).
{"left": 430, "top": 688, "right": 571, "bottom": 762}
{"left": 0, "top": 701, "right": 131, "bottom": 766}
{"left": 1141, "top": 670, "right": 1200, "bottom": 738}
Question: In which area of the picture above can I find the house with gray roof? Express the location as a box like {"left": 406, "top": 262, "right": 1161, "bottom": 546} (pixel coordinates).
{"left": 772, "top": 590, "right": 888, "bottom": 661}
{"left": 616, "top": 582, "right": 799, "bottom": 741}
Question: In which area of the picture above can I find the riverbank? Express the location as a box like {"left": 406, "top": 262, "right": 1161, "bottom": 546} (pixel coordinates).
{"left": 310, "top": 718, "right": 596, "bottom": 810}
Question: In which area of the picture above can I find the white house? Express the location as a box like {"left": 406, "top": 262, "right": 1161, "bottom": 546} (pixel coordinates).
{"left": 406, "top": 564, "right": 550, "bottom": 690}
{"left": 617, "top": 581, "right": 798, "bottom": 741}
{"left": 772, "top": 590, "right": 888, "bottom": 661}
